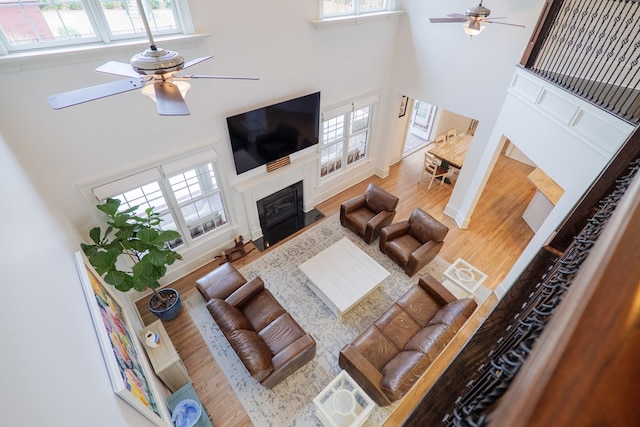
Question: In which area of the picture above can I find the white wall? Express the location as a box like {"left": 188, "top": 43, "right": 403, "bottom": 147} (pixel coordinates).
{"left": 433, "top": 109, "right": 473, "bottom": 139}
{"left": 0, "top": 0, "right": 400, "bottom": 285}
{"left": 0, "top": 134, "right": 156, "bottom": 426}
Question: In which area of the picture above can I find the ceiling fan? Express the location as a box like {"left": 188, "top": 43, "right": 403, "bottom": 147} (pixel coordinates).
{"left": 47, "top": 0, "right": 257, "bottom": 116}
{"left": 429, "top": 1, "right": 524, "bottom": 36}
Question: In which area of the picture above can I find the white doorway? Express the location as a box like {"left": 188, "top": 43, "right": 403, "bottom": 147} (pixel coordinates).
{"left": 403, "top": 99, "right": 439, "bottom": 157}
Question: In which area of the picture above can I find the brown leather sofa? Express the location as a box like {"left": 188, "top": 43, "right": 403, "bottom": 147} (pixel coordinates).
{"left": 340, "top": 183, "right": 400, "bottom": 244}
{"left": 379, "top": 207, "right": 449, "bottom": 276}
{"left": 338, "top": 274, "right": 477, "bottom": 406}
{"left": 196, "top": 263, "right": 316, "bottom": 388}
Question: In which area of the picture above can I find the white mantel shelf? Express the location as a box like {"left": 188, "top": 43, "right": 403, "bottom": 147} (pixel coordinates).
{"left": 232, "top": 151, "right": 319, "bottom": 194}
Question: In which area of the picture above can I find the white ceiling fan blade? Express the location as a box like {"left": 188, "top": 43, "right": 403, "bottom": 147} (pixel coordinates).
{"left": 430, "top": 17, "right": 468, "bottom": 23}
{"left": 96, "top": 61, "right": 141, "bottom": 78}
{"left": 48, "top": 78, "right": 147, "bottom": 109}
{"left": 183, "top": 55, "right": 214, "bottom": 70}
{"left": 154, "top": 81, "right": 190, "bottom": 116}
{"left": 487, "top": 20, "right": 526, "bottom": 28}
{"left": 447, "top": 13, "right": 468, "bottom": 19}
{"left": 176, "top": 74, "right": 259, "bottom": 80}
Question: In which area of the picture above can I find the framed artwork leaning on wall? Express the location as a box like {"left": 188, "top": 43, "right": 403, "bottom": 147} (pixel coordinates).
{"left": 74, "top": 251, "right": 171, "bottom": 426}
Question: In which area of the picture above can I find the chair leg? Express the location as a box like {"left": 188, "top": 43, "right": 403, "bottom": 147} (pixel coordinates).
{"left": 427, "top": 174, "right": 435, "bottom": 190}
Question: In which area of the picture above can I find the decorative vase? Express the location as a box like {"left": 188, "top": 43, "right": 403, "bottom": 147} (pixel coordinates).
{"left": 144, "top": 331, "right": 160, "bottom": 348}
{"left": 148, "top": 288, "right": 182, "bottom": 321}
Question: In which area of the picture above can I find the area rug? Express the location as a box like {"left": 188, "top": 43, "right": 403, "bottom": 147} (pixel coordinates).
{"left": 185, "top": 214, "right": 452, "bottom": 426}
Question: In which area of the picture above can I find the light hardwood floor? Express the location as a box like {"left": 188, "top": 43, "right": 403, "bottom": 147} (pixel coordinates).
{"left": 136, "top": 146, "right": 536, "bottom": 426}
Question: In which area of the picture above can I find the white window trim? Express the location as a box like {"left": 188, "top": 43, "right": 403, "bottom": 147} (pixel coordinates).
{"left": 319, "top": 0, "right": 395, "bottom": 18}
{"left": 0, "top": 0, "right": 198, "bottom": 66}
{"left": 0, "top": 33, "right": 209, "bottom": 71}
{"left": 310, "top": 10, "right": 403, "bottom": 29}
{"left": 320, "top": 94, "right": 378, "bottom": 179}
{"left": 81, "top": 147, "right": 230, "bottom": 251}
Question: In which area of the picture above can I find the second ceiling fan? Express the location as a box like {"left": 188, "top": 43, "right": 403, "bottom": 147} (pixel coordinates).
{"left": 430, "top": 1, "right": 524, "bottom": 36}
{"left": 47, "top": 0, "right": 257, "bottom": 116}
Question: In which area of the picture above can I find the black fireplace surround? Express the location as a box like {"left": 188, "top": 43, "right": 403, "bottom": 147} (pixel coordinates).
{"left": 255, "top": 181, "right": 323, "bottom": 250}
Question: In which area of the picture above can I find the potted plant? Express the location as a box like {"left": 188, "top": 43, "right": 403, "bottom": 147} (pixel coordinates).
{"left": 81, "top": 198, "right": 183, "bottom": 320}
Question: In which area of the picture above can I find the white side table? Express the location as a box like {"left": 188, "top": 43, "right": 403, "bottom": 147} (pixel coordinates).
{"left": 138, "top": 319, "right": 191, "bottom": 392}
{"left": 313, "top": 370, "right": 375, "bottom": 427}
{"left": 441, "top": 258, "right": 488, "bottom": 298}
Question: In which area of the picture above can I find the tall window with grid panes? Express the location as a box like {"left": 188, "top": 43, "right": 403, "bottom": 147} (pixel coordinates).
{"left": 321, "top": 0, "right": 391, "bottom": 18}
{"left": 91, "top": 151, "right": 228, "bottom": 250}
{"left": 320, "top": 98, "right": 376, "bottom": 178}
{"left": 0, "top": 0, "right": 185, "bottom": 53}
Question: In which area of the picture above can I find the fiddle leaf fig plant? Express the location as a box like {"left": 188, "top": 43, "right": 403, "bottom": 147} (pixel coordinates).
{"left": 81, "top": 198, "right": 183, "bottom": 306}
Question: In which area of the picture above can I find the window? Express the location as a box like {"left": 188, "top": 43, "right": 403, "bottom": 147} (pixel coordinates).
{"left": 320, "top": 95, "right": 377, "bottom": 178}
{"left": 0, "top": 0, "right": 183, "bottom": 53}
{"left": 321, "top": 0, "right": 391, "bottom": 18}
{"left": 91, "top": 150, "right": 228, "bottom": 250}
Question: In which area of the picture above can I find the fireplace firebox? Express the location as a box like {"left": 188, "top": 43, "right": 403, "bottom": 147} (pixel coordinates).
{"left": 256, "top": 181, "right": 323, "bottom": 249}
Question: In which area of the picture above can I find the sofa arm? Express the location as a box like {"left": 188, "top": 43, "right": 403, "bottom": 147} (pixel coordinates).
{"left": 339, "top": 345, "right": 393, "bottom": 407}
{"left": 225, "top": 277, "right": 265, "bottom": 307}
{"left": 262, "top": 334, "right": 316, "bottom": 389}
{"left": 196, "top": 262, "right": 247, "bottom": 301}
{"left": 418, "top": 274, "right": 456, "bottom": 305}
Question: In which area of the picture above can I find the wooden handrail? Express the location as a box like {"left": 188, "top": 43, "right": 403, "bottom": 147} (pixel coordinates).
{"left": 489, "top": 166, "right": 640, "bottom": 426}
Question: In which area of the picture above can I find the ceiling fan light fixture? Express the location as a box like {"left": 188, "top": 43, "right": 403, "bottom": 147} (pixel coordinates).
{"left": 142, "top": 80, "right": 191, "bottom": 103}
{"left": 463, "top": 20, "right": 486, "bottom": 36}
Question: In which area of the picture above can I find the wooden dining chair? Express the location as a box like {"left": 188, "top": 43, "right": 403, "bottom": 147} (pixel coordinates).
{"left": 446, "top": 129, "right": 457, "bottom": 140}
{"left": 420, "top": 152, "right": 449, "bottom": 189}
{"left": 434, "top": 134, "right": 446, "bottom": 146}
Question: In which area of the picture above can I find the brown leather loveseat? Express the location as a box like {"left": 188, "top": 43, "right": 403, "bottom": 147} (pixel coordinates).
{"left": 338, "top": 274, "right": 476, "bottom": 406}
{"left": 196, "top": 263, "right": 316, "bottom": 388}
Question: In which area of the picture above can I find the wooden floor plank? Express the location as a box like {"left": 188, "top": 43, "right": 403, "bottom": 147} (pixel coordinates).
{"left": 135, "top": 146, "right": 536, "bottom": 426}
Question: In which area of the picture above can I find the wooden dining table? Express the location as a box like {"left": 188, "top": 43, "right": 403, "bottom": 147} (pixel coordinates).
{"left": 428, "top": 133, "right": 473, "bottom": 169}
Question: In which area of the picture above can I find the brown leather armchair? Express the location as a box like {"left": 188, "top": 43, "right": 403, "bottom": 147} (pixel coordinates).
{"left": 340, "top": 183, "right": 400, "bottom": 244}
{"left": 379, "top": 208, "right": 449, "bottom": 276}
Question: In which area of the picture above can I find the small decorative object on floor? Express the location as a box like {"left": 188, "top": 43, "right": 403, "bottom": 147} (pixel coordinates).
{"left": 221, "top": 235, "right": 253, "bottom": 263}
{"left": 167, "top": 383, "right": 213, "bottom": 427}
{"left": 441, "top": 258, "right": 488, "bottom": 297}
{"left": 313, "top": 370, "right": 375, "bottom": 427}
{"left": 144, "top": 330, "right": 160, "bottom": 348}
{"left": 171, "top": 399, "right": 202, "bottom": 427}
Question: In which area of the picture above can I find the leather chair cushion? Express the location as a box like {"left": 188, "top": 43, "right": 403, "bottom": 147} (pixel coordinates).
{"left": 352, "top": 326, "right": 400, "bottom": 371}
{"left": 226, "top": 277, "right": 264, "bottom": 307}
{"left": 259, "top": 312, "right": 306, "bottom": 355}
{"left": 396, "top": 285, "right": 443, "bottom": 327}
{"left": 206, "top": 299, "right": 254, "bottom": 334}
{"left": 429, "top": 299, "right": 477, "bottom": 327}
{"left": 384, "top": 234, "right": 422, "bottom": 265}
{"left": 374, "top": 304, "right": 422, "bottom": 350}
{"left": 228, "top": 329, "right": 274, "bottom": 382}
{"left": 344, "top": 207, "right": 376, "bottom": 235}
{"left": 242, "top": 288, "right": 286, "bottom": 332}
{"left": 196, "top": 262, "right": 247, "bottom": 300}
{"left": 403, "top": 323, "right": 448, "bottom": 354}
{"left": 381, "top": 350, "right": 431, "bottom": 401}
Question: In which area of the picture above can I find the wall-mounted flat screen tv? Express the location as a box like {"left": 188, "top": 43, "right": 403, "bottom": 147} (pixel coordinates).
{"left": 226, "top": 92, "right": 321, "bottom": 175}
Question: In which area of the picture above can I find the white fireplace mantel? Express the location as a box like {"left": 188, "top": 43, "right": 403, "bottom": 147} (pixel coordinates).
{"left": 232, "top": 151, "right": 319, "bottom": 240}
